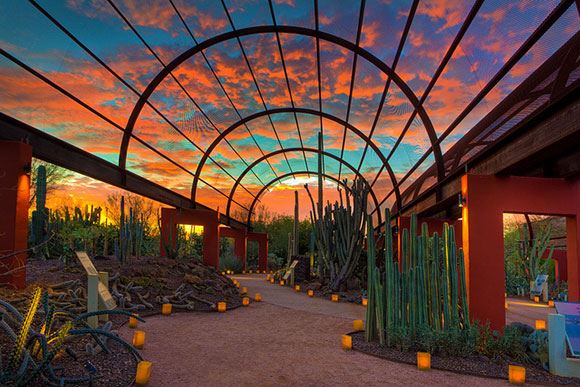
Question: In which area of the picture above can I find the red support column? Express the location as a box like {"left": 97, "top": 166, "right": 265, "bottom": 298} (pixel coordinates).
{"left": 203, "top": 220, "right": 219, "bottom": 269}
{"left": 219, "top": 227, "right": 247, "bottom": 270}
{"left": 461, "top": 174, "right": 580, "bottom": 330}
{"left": 0, "top": 141, "right": 32, "bottom": 289}
{"left": 160, "top": 208, "right": 177, "bottom": 257}
{"left": 248, "top": 232, "right": 268, "bottom": 272}
{"left": 160, "top": 208, "right": 220, "bottom": 269}
{"left": 548, "top": 250, "right": 567, "bottom": 282}
{"left": 567, "top": 215, "right": 580, "bottom": 300}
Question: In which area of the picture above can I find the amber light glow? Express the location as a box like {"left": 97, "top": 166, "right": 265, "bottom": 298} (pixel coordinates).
{"left": 218, "top": 302, "right": 227, "bottom": 313}
{"left": 417, "top": 352, "right": 431, "bottom": 370}
{"left": 331, "top": 294, "right": 339, "bottom": 302}
{"left": 534, "top": 296, "right": 540, "bottom": 303}
{"left": 341, "top": 335, "right": 352, "bottom": 350}
{"left": 280, "top": 280, "right": 285, "bottom": 286}
{"left": 132, "top": 330, "right": 145, "bottom": 349}
{"left": 509, "top": 365, "right": 526, "bottom": 385}
{"left": 535, "top": 319, "right": 546, "bottom": 330}
{"left": 242, "top": 297, "right": 250, "bottom": 306}
{"left": 255, "top": 293, "right": 262, "bottom": 302}
{"left": 129, "top": 315, "right": 139, "bottom": 329}
{"left": 307, "top": 290, "right": 314, "bottom": 297}
{"left": 241, "top": 287, "right": 248, "bottom": 294}
{"left": 135, "top": 360, "right": 152, "bottom": 386}
{"left": 362, "top": 298, "right": 368, "bottom": 306}
{"left": 353, "top": 320, "right": 364, "bottom": 331}
{"left": 295, "top": 285, "right": 301, "bottom": 292}
{"left": 548, "top": 300, "right": 555, "bottom": 307}
{"left": 270, "top": 278, "right": 275, "bottom": 284}
{"left": 162, "top": 303, "right": 172, "bottom": 316}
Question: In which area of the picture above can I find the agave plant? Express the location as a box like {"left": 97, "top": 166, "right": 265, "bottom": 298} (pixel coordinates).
{"left": 0, "top": 287, "right": 144, "bottom": 386}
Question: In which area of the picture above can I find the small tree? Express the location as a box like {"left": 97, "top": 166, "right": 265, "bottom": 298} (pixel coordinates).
{"left": 516, "top": 222, "right": 554, "bottom": 287}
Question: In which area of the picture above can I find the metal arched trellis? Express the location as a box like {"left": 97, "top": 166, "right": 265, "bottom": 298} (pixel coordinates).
{"left": 223, "top": 148, "right": 384, "bottom": 227}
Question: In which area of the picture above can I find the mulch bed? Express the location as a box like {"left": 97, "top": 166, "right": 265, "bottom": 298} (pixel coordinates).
{"left": 17, "top": 255, "right": 243, "bottom": 313}
{"left": 350, "top": 331, "right": 580, "bottom": 385}
{"left": 0, "top": 256, "right": 243, "bottom": 385}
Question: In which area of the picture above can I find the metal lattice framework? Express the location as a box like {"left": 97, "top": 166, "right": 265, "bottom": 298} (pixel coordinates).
{"left": 0, "top": 0, "right": 578, "bottom": 229}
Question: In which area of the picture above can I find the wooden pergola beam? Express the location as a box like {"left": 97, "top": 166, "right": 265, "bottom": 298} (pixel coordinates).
{"left": 0, "top": 112, "right": 247, "bottom": 230}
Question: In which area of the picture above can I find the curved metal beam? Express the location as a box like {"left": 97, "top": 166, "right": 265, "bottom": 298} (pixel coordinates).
{"left": 189, "top": 107, "right": 402, "bottom": 210}
{"left": 120, "top": 25, "right": 444, "bottom": 187}
{"left": 244, "top": 170, "right": 375, "bottom": 229}
{"left": 224, "top": 147, "right": 383, "bottom": 226}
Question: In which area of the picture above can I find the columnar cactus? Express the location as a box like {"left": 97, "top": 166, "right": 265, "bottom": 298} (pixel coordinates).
{"left": 366, "top": 211, "right": 470, "bottom": 343}
{"left": 305, "top": 133, "right": 368, "bottom": 291}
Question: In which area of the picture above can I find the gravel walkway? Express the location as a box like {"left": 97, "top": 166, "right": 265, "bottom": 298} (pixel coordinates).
{"left": 120, "top": 274, "right": 509, "bottom": 386}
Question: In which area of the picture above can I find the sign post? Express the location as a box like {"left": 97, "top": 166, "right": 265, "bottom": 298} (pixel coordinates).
{"left": 75, "top": 252, "right": 117, "bottom": 328}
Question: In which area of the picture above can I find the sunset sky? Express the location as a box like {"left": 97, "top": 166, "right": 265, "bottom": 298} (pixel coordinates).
{"left": 1, "top": 0, "right": 577, "bottom": 221}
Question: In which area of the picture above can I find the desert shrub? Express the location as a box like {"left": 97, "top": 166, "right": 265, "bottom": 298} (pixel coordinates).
{"left": 219, "top": 251, "right": 243, "bottom": 273}
{"left": 384, "top": 321, "right": 530, "bottom": 362}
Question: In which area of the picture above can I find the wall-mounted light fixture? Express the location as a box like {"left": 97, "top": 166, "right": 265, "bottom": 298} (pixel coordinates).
{"left": 458, "top": 193, "right": 466, "bottom": 208}
{"left": 23, "top": 162, "right": 32, "bottom": 176}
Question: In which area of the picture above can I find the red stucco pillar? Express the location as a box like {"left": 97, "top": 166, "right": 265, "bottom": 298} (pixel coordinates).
{"left": 203, "top": 221, "right": 219, "bottom": 269}
{"left": 235, "top": 232, "right": 247, "bottom": 270}
{"left": 159, "top": 208, "right": 177, "bottom": 257}
{"left": 567, "top": 215, "right": 579, "bottom": 300}
{"left": 461, "top": 175, "right": 505, "bottom": 330}
{"left": 258, "top": 234, "right": 268, "bottom": 272}
{"left": 461, "top": 174, "right": 580, "bottom": 330}
{"left": 248, "top": 232, "right": 268, "bottom": 271}
{"left": 219, "top": 227, "right": 247, "bottom": 270}
{"left": 160, "top": 208, "right": 220, "bottom": 269}
{"left": 0, "top": 141, "right": 32, "bottom": 289}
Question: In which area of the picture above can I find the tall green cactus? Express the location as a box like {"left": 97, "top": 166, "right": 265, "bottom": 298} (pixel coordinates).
{"left": 518, "top": 222, "right": 554, "bottom": 286}
{"left": 305, "top": 132, "right": 368, "bottom": 291}
{"left": 365, "top": 211, "right": 470, "bottom": 343}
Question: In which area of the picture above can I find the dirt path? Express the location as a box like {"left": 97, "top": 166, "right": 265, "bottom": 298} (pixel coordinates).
{"left": 120, "top": 274, "right": 508, "bottom": 386}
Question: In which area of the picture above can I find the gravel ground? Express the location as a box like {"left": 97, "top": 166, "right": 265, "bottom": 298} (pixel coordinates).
{"left": 119, "top": 274, "right": 510, "bottom": 386}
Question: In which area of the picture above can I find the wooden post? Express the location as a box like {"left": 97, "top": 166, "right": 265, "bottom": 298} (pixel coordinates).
{"left": 87, "top": 273, "right": 99, "bottom": 328}
{"left": 98, "top": 271, "right": 109, "bottom": 322}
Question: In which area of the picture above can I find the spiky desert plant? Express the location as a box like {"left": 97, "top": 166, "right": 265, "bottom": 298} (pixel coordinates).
{"left": 517, "top": 222, "right": 554, "bottom": 285}
{"left": 0, "top": 289, "right": 144, "bottom": 386}
{"left": 365, "top": 211, "right": 470, "bottom": 344}
{"left": 304, "top": 133, "right": 368, "bottom": 291}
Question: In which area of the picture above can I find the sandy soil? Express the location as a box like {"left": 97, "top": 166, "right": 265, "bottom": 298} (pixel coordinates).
{"left": 120, "top": 275, "right": 512, "bottom": 386}
{"left": 506, "top": 297, "right": 554, "bottom": 327}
